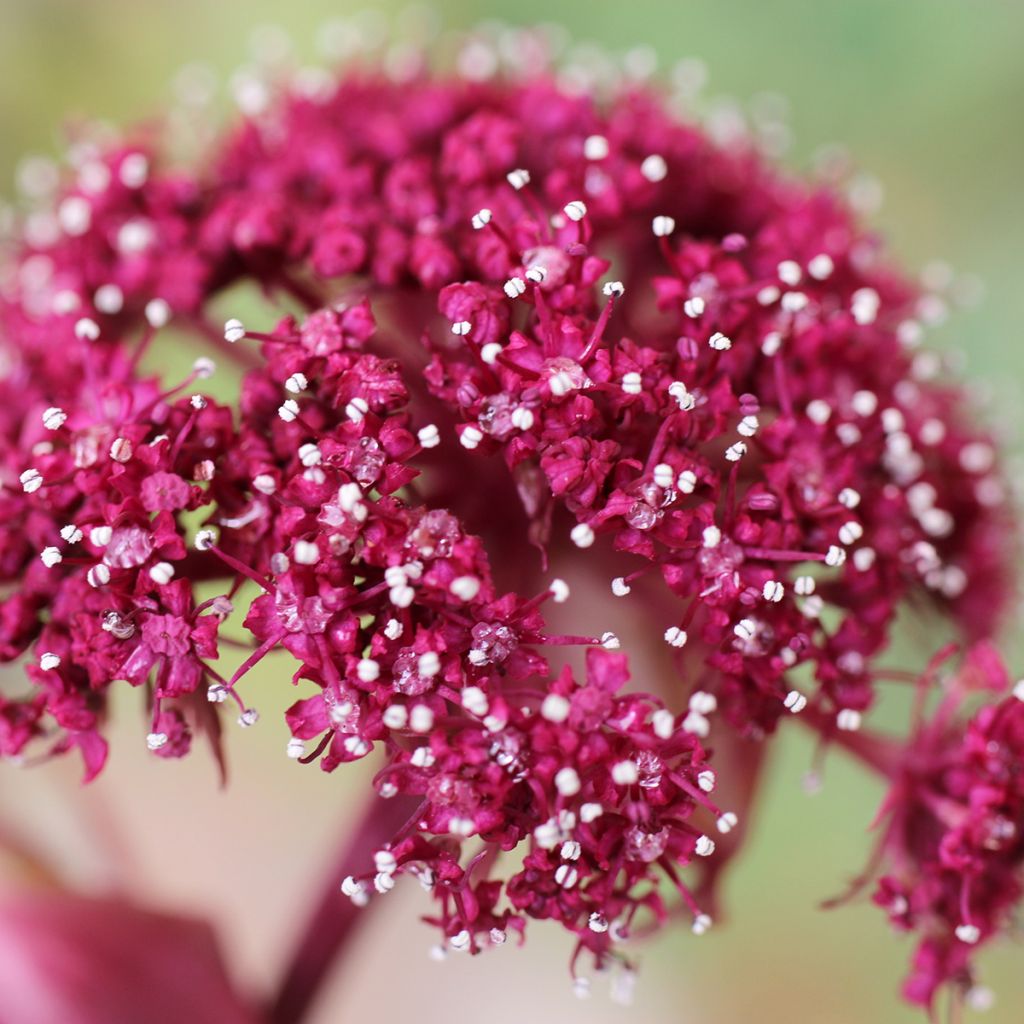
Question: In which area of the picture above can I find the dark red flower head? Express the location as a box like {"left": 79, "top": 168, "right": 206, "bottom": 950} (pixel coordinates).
{"left": 0, "top": 39, "right": 1014, "bottom": 1000}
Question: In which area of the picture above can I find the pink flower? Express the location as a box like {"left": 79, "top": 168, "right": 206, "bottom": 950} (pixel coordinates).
{"left": 0, "top": 36, "right": 1015, "bottom": 1010}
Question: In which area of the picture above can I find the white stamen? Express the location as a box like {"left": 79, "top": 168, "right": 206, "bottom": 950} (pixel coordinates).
{"left": 708, "top": 331, "right": 732, "bottom": 351}
{"left": 109, "top": 437, "right": 133, "bottom": 463}
{"left": 651, "top": 709, "right": 675, "bottom": 740}
{"left": 146, "top": 732, "right": 168, "bottom": 751}
{"left": 668, "top": 380, "right": 695, "bottom": 411}
{"left": 60, "top": 525, "right": 82, "bottom": 543}
{"left": 640, "top": 153, "right": 668, "bottom": 181}
{"left": 417, "top": 652, "right": 440, "bottom": 678}
{"left": 278, "top": 399, "right": 300, "bottom": 422}
{"left": 602, "top": 280, "right": 625, "bottom": 298}
{"left": 583, "top": 135, "right": 609, "bottom": 160}
{"left": 677, "top": 469, "right": 697, "bottom": 494}
{"left": 87, "top": 564, "right": 111, "bottom": 587}
{"left": 58, "top": 195, "right": 92, "bottom": 235}
{"left": 409, "top": 706, "right": 434, "bottom": 733}
{"left": 555, "top": 767, "right": 581, "bottom": 796}
{"left": 664, "top": 626, "right": 688, "bottom": 648}
{"left": 794, "top": 575, "right": 815, "bottom": 595}
{"left": 549, "top": 578, "right": 570, "bottom": 604}
{"left": 74, "top": 317, "right": 100, "bottom": 341}
{"left": 563, "top": 200, "right": 587, "bottom": 222}
{"left": 382, "top": 705, "right": 408, "bottom": 730}
{"left": 784, "top": 690, "right": 807, "bottom": 714}
{"left": 144, "top": 298, "right": 171, "bottom": 329}
{"left": 459, "top": 425, "right": 484, "bottom": 450}
{"left": 297, "top": 443, "right": 321, "bottom": 468}
{"left": 611, "top": 760, "right": 639, "bottom": 785}
{"left": 548, "top": 369, "right": 575, "bottom": 396}
{"left": 480, "top": 342, "right": 502, "bottom": 364}
{"left": 293, "top": 540, "right": 319, "bottom": 565}
{"left": 689, "top": 691, "right": 717, "bottom": 715}
{"left": 503, "top": 277, "right": 526, "bottom": 299}
{"left": 725, "top": 441, "right": 747, "bottom": 462}
{"left": 838, "top": 521, "right": 864, "bottom": 546}
{"left": 601, "top": 632, "right": 620, "bottom": 650}
{"left": 702, "top": 525, "right": 721, "bottom": 548}
{"left": 761, "top": 330, "right": 782, "bottom": 356}
{"left": 806, "top": 399, "right": 832, "bottom": 425}
{"left": 285, "top": 372, "right": 308, "bottom": 394}
{"left": 506, "top": 168, "right": 530, "bottom": 190}
{"left": 39, "top": 652, "right": 61, "bottom": 670}
{"left": 851, "top": 287, "right": 880, "bottom": 325}
{"left": 40, "top": 546, "right": 63, "bottom": 568}
{"left": 808, "top": 253, "right": 834, "bottom": 280}
{"left": 653, "top": 463, "right": 675, "bottom": 488}
{"left": 94, "top": 284, "right": 123, "bottom": 314}
{"left": 652, "top": 215, "right": 675, "bottom": 237}
{"left": 345, "top": 397, "right": 369, "bottom": 423}
{"left": 684, "top": 296, "right": 706, "bottom": 318}
{"left": 955, "top": 924, "right": 980, "bottom": 945}
{"left": 450, "top": 575, "right": 481, "bottom": 602}
{"left": 119, "top": 153, "right": 149, "bottom": 188}
{"left": 695, "top": 835, "right": 716, "bottom": 857}
{"left": 89, "top": 526, "right": 112, "bottom": 546}
{"left": 763, "top": 580, "right": 785, "bottom": 602}
{"left": 286, "top": 738, "right": 305, "bottom": 759}
{"left": 716, "top": 812, "right": 738, "bottom": 834}
{"left": 20, "top": 468, "right": 43, "bottom": 491}
{"left": 825, "top": 545, "right": 847, "bottom": 567}
{"left": 417, "top": 424, "right": 440, "bottom": 449}
{"left": 223, "top": 318, "right": 246, "bottom": 343}
{"left": 41, "top": 407, "right": 67, "bottom": 430}
{"left": 149, "top": 562, "right": 175, "bottom": 585}
{"left": 697, "top": 770, "right": 716, "bottom": 793}
{"left": 570, "top": 523, "right": 595, "bottom": 548}
{"left": 541, "top": 693, "right": 571, "bottom": 723}
{"left": 554, "top": 864, "right": 578, "bottom": 889}
{"left": 510, "top": 407, "right": 534, "bottom": 431}
{"left": 774, "top": 260, "right": 800, "bottom": 286}
{"left": 737, "top": 415, "right": 759, "bottom": 437}
{"left": 525, "top": 265, "right": 547, "bottom": 284}
{"left": 692, "top": 914, "right": 712, "bottom": 936}
{"left": 471, "top": 208, "right": 492, "bottom": 230}
{"left": 461, "top": 686, "right": 488, "bottom": 716}
{"left": 611, "top": 576, "right": 631, "bottom": 597}
{"left": 621, "top": 371, "right": 642, "bottom": 395}
{"left": 836, "top": 709, "right": 862, "bottom": 732}
{"left": 838, "top": 487, "right": 861, "bottom": 509}
{"left": 850, "top": 390, "right": 878, "bottom": 417}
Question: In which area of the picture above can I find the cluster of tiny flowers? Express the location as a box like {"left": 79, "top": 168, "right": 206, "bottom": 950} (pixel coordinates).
{"left": 0, "top": 32, "right": 1016, "bottom": 1005}
{"left": 867, "top": 649, "right": 1024, "bottom": 1010}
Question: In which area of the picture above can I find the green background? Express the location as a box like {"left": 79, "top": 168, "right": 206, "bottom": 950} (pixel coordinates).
{"left": 1, "top": 2, "right": 1022, "bottom": 1022}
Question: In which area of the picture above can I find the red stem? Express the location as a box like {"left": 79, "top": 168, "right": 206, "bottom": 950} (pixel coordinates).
{"left": 266, "top": 793, "right": 420, "bottom": 1024}
{"left": 798, "top": 704, "right": 902, "bottom": 778}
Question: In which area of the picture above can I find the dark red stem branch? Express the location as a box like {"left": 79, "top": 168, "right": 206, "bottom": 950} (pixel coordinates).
{"left": 266, "top": 793, "right": 419, "bottom": 1024}
{"left": 798, "top": 705, "right": 902, "bottom": 778}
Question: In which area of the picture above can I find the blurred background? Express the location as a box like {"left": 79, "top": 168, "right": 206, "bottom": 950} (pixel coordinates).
{"left": 1, "top": 1, "right": 1022, "bottom": 1021}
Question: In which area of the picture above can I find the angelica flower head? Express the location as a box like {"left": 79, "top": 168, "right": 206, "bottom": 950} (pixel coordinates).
{"left": 0, "top": 25, "right": 1014, "bottom": 1002}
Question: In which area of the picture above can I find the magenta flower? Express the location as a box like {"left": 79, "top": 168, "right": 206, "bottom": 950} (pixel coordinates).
{"left": 0, "top": 30, "right": 1017, "bottom": 1017}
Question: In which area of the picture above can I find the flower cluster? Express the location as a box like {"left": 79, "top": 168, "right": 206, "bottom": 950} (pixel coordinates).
{"left": 0, "top": 36, "right": 1016, "bottom": 1008}
{"left": 868, "top": 650, "right": 1024, "bottom": 1009}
